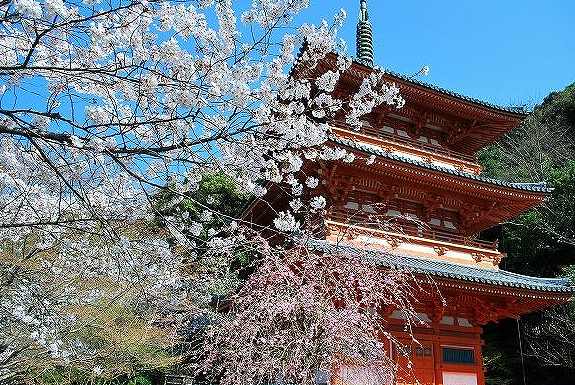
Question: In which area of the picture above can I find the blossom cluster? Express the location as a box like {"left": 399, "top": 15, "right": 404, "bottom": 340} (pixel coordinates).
{"left": 0, "top": 0, "right": 408, "bottom": 382}
{"left": 195, "top": 239, "right": 420, "bottom": 385}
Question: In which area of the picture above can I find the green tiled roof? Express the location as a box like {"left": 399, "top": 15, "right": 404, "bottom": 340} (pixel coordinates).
{"left": 330, "top": 135, "right": 552, "bottom": 193}
{"left": 306, "top": 239, "right": 574, "bottom": 293}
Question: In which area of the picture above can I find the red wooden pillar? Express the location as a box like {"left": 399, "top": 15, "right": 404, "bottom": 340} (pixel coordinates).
{"left": 432, "top": 324, "right": 443, "bottom": 385}
{"left": 476, "top": 334, "right": 486, "bottom": 385}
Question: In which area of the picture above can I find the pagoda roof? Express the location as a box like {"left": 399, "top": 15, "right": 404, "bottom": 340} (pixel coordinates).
{"left": 296, "top": 52, "right": 527, "bottom": 117}
{"left": 382, "top": 68, "right": 527, "bottom": 116}
{"left": 330, "top": 134, "right": 552, "bottom": 194}
{"left": 294, "top": 52, "right": 529, "bottom": 155}
{"left": 306, "top": 239, "right": 574, "bottom": 294}
{"left": 341, "top": 61, "right": 522, "bottom": 118}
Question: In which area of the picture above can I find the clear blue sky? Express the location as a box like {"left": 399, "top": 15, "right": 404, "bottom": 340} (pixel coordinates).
{"left": 296, "top": 0, "right": 575, "bottom": 108}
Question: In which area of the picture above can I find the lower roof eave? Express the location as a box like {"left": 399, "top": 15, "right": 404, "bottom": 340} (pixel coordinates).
{"left": 328, "top": 135, "right": 552, "bottom": 195}
{"left": 304, "top": 239, "right": 575, "bottom": 300}
{"left": 431, "top": 275, "right": 574, "bottom": 302}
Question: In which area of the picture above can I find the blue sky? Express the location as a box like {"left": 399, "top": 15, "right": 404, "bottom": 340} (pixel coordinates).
{"left": 296, "top": 0, "right": 575, "bottom": 108}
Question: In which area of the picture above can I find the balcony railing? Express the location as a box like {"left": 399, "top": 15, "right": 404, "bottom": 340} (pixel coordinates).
{"left": 331, "top": 121, "right": 478, "bottom": 164}
{"left": 394, "top": 221, "right": 497, "bottom": 250}
{"left": 327, "top": 210, "right": 497, "bottom": 251}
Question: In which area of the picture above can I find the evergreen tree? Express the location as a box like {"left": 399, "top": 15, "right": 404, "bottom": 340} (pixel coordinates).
{"left": 479, "top": 83, "right": 575, "bottom": 385}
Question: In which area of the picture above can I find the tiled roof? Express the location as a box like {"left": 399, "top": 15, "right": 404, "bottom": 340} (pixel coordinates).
{"left": 383, "top": 68, "right": 528, "bottom": 115}
{"left": 351, "top": 57, "right": 528, "bottom": 115}
{"left": 306, "top": 239, "right": 574, "bottom": 293}
{"left": 330, "top": 135, "right": 552, "bottom": 194}
{"left": 295, "top": 47, "right": 527, "bottom": 115}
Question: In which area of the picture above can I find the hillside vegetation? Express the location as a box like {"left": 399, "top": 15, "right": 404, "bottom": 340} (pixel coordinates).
{"left": 479, "top": 83, "right": 575, "bottom": 385}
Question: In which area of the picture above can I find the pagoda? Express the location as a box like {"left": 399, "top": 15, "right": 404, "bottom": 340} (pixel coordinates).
{"left": 243, "top": 1, "right": 574, "bottom": 384}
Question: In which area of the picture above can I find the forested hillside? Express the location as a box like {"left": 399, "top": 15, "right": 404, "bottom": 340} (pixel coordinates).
{"left": 479, "top": 83, "right": 575, "bottom": 385}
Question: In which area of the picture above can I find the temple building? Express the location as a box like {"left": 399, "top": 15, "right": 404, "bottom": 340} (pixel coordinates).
{"left": 243, "top": 1, "right": 574, "bottom": 384}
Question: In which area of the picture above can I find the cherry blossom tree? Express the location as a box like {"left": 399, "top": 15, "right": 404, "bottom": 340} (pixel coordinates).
{"left": 0, "top": 0, "right": 411, "bottom": 383}
{"left": 194, "top": 237, "right": 420, "bottom": 385}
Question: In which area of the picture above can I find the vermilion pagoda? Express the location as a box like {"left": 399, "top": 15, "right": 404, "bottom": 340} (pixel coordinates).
{"left": 243, "top": 1, "right": 573, "bottom": 384}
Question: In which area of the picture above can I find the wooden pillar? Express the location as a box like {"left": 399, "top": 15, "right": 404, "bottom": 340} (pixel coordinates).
{"left": 432, "top": 323, "right": 443, "bottom": 385}
{"left": 476, "top": 330, "right": 486, "bottom": 385}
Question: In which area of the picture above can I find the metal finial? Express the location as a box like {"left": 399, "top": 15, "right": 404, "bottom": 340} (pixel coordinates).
{"left": 359, "top": 0, "right": 368, "bottom": 21}
{"left": 356, "top": 0, "right": 374, "bottom": 66}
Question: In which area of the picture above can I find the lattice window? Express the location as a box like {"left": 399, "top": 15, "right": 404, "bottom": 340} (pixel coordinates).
{"left": 429, "top": 208, "right": 460, "bottom": 231}
{"left": 442, "top": 347, "right": 475, "bottom": 364}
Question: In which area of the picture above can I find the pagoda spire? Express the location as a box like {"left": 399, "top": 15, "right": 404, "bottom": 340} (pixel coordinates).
{"left": 356, "top": 0, "right": 374, "bottom": 66}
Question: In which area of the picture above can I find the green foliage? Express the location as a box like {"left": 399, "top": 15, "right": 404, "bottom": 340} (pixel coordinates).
{"left": 477, "top": 145, "right": 504, "bottom": 179}
{"left": 155, "top": 172, "right": 258, "bottom": 299}
{"left": 38, "top": 369, "right": 156, "bottom": 385}
{"left": 69, "top": 302, "right": 177, "bottom": 370}
{"left": 181, "top": 172, "right": 251, "bottom": 223}
{"left": 536, "top": 83, "right": 575, "bottom": 132}
{"left": 156, "top": 172, "right": 252, "bottom": 242}
{"left": 25, "top": 303, "right": 178, "bottom": 385}
{"left": 496, "top": 161, "right": 575, "bottom": 276}
{"left": 545, "top": 162, "right": 575, "bottom": 238}
{"left": 480, "top": 82, "right": 575, "bottom": 183}
{"left": 125, "top": 374, "right": 153, "bottom": 385}
{"left": 481, "top": 328, "right": 517, "bottom": 385}
{"left": 479, "top": 82, "right": 575, "bottom": 384}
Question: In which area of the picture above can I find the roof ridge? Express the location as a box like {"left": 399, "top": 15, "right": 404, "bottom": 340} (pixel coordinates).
{"left": 382, "top": 68, "right": 529, "bottom": 115}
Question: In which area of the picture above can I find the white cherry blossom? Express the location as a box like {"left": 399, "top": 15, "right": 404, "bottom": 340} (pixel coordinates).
{"left": 0, "top": 0, "right": 409, "bottom": 383}
{"left": 310, "top": 196, "right": 326, "bottom": 212}
{"left": 306, "top": 176, "right": 319, "bottom": 188}
{"left": 273, "top": 211, "right": 300, "bottom": 233}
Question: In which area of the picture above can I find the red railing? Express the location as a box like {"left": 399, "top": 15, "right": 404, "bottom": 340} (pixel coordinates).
{"left": 327, "top": 210, "right": 497, "bottom": 251}
{"left": 331, "top": 121, "right": 478, "bottom": 164}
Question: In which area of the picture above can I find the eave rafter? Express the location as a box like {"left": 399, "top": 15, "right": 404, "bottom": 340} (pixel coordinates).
{"left": 323, "top": 157, "right": 546, "bottom": 235}
{"left": 417, "top": 279, "right": 573, "bottom": 326}
{"left": 298, "top": 52, "right": 525, "bottom": 156}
